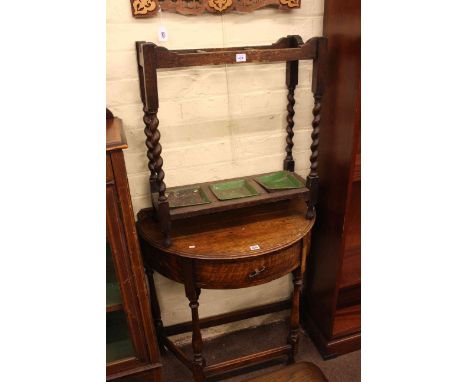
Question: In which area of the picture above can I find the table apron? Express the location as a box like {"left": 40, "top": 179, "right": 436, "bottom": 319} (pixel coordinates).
{"left": 142, "top": 241, "right": 302, "bottom": 289}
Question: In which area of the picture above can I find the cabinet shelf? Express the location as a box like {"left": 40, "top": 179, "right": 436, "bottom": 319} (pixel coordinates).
{"left": 155, "top": 172, "right": 310, "bottom": 221}
{"left": 107, "top": 338, "right": 134, "bottom": 363}
{"left": 106, "top": 282, "right": 123, "bottom": 313}
{"left": 107, "top": 241, "right": 123, "bottom": 313}
{"left": 107, "top": 310, "right": 135, "bottom": 363}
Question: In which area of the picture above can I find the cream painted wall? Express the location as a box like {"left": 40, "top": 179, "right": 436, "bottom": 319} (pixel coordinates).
{"left": 107, "top": 1, "right": 324, "bottom": 330}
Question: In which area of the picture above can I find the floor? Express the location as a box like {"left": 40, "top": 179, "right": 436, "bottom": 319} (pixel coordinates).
{"left": 160, "top": 321, "right": 361, "bottom": 381}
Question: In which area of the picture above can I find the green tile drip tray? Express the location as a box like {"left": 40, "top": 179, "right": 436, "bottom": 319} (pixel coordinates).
{"left": 209, "top": 179, "right": 260, "bottom": 201}
{"left": 168, "top": 186, "right": 211, "bottom": 208}
{"left": 254, "top": 171, "right": 304, "bottom": 191}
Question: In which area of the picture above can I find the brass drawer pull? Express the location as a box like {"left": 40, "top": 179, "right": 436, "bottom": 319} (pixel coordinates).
{"left": 249, "top": 266, "right": 266, "bottom": 279}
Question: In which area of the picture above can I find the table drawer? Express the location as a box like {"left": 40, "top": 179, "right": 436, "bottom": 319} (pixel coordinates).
{"left": 195, "top": 241, "right": 302, "bottom": 289}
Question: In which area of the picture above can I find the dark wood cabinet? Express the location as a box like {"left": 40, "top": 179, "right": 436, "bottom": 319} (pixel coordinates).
{"left": 301, "top": 0, "right": 361, "bottom": 359}
{"left": 106, "top": 112, "right": 163, "bottom": 381}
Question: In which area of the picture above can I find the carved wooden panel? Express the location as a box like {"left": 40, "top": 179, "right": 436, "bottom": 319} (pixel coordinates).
{"left": 131, "top": 0, "right": 301, "bottom": 17}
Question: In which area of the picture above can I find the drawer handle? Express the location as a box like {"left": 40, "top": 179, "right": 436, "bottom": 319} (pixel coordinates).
{"left": 249, "top": 266, "right": 266, "bottom": 279}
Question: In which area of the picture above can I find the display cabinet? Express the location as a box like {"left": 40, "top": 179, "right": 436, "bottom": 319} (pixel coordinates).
{"left": 106, "top": 110, "right": 163, "bottom": 381}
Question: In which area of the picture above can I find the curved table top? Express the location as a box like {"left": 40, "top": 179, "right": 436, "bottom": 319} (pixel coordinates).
{"left": 137, "top": 199, "right": 314, "bottom": 261}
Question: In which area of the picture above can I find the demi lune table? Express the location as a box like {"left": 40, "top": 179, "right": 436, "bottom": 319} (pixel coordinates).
{"left": 137, "top": 199, "right": 314, "bottom": 382}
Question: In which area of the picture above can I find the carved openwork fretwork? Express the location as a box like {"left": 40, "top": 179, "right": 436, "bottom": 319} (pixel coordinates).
{"left": 130, "top": 0, "right": 301, "bottom": 17}
{"left": 208, "top": 0, "right": 233, "bottom": 12}
{"left": 280, "top": 0, "right": 300, "bottom": 7}
{"left": 132, "top": 0, "right": 158, "bottom": 16}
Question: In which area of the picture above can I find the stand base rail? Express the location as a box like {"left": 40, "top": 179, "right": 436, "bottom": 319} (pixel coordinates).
{"left": 204, "top": 345, "right": 291, "bottom": 377}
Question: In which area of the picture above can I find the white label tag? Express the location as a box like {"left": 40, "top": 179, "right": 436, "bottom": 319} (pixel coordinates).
{"left": 236, "top": 53, "right": 247, "bottom": 63}
{"left": 158, "top": 26, "right": 168, "bottom": 42}
{"left": 250, "top": 245, "right": 260, "bottom": 250}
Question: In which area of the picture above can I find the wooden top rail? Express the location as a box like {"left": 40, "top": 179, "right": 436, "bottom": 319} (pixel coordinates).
{"left": 138, "top": 36, "right": 318, "bottom": 69}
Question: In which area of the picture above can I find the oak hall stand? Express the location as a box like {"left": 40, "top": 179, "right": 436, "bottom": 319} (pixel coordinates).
{"left": 135, "top": 36, "right": 327, "bottom": 380}
{"left": 136, "top": 35, "right": 326, "bottom": 246}
{"left": 106, "top": 111, "right": 162, "bottom": 382}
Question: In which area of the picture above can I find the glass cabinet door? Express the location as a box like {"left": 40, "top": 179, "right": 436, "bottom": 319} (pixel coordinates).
{"left": 106, "top": 239, "right": 135, "bottom": 363}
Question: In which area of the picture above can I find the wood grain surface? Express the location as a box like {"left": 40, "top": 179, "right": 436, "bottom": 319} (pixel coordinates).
{"left": 137, "top": 199, "right": 313, "bottom": 260}
{"left": 244, "top": 361, "right": 328, "bottom": 382}
{"left": 194, "top": 242, "right": 301, "bottom": 288}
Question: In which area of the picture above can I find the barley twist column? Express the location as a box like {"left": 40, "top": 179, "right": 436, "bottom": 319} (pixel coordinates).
{"left": 143, "top": 111, "right": 159, "bottom": 194}
{"left": 283, "top": 37, "right": 300, "bottom": 172}
{"left": 284, "top": 85, "right": 296, "bottom": 171}
{"left": 143, "top": 110, "right": 171, "bottom": 246}
{"left": 306, "top": 37, "right": 327, "bottom": 219}
{"left": 306, "top": 97, "right": 321, "bottom": 219}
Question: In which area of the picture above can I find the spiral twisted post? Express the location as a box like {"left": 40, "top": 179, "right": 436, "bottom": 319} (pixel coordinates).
{"left": 284, "top": 40, "right": 299, "bottom": 171}
{"left": 284, "top": 85, "right": 296, "bottom": 171}
{"left": 306, "top": 37, "right": 327, "bottom": 219}
{"left": 138, "top": 41, "right": 172, "bottom": 246}
{"left": 143, "top": 110, "right": 171, "bottom": 247}
{"left": 306, "top": 96, "right": 321, "bottom": 219}
{"left": 145, "top": 113, "right": 167, "bottom": 201}
{"left": 143, "top": 111, "right": 160, "bottom": 194}
{"left": 310, "top": 97, "right": 321, "bottom": 176}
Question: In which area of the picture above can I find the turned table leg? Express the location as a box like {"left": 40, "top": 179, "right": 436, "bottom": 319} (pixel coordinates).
{"left": 182, "top": 261, "right": 206, "bottom": 382}
{"left": 186, "top": 287, "right": 206, "bottom": 381}
{"left": 287, "top": 232, "right": 311, "bottom": 364}
{"left": 145, "top": 267, "right": 167, "bottom": 354}
{"left": 287, "top": 267, "right": 302, "bottom": 364}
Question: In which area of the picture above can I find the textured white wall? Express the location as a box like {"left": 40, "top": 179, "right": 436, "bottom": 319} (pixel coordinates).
{"left": 107, "top": 1, "right": 324, "bottom": 329}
